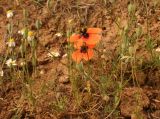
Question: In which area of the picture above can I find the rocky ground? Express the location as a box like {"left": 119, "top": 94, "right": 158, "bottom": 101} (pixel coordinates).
{"left": 0, "top": 0, "right": 160, "bottom": 119}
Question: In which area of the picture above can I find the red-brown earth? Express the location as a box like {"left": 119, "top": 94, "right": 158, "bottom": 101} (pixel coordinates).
{"left": 0, "top": 0, "right": 160, "bottom": 119}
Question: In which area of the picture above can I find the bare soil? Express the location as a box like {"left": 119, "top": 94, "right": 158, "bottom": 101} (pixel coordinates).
{"left": 0, "top": 0, "right": 160, "bottom": 119}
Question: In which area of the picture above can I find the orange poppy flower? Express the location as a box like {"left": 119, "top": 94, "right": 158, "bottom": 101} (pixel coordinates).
{"left": 73, "top": 39, "right": 95, "bottom": 50}
{"left": 72, "top": 43, "right": 94, "bottom": 63}
{"left": 69, "top": 28, "right": 102, "bottom": 46}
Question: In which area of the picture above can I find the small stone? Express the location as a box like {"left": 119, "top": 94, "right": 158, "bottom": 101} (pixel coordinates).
{"left": 62, "top": 53, "right": 67, "bottom": 58}
{"left": 0, "top": 70, "right": 4, "bottom": 77}
{"left": 59, "top": 75, "right": 69, "bottom": 84}
{"left": 103, "top": 49, "right": 107, "bottom": 53}
{"left": 101, "top": 54, "right": 106, "bottom": 59}
{"left": 40, "top": 70, "right": 45, "bottom": 75}
{"left": 55, "top": 33, "right": 63, "bottom": 37}
{"left": 47, "top": 51, "right": 60, "bottom": 58}
{"left": 102, "top": 95, "right": 109, "bottom": 103}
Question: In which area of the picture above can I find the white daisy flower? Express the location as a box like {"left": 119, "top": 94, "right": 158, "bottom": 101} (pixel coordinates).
{"left": 155, "top": 47, "right": 160, "bottom": 52}
{"left": 18, "top": 28, "right": 25, "bottom": 35}
{"left": 6, "top": 58, "right": 17, "bottom": 67}
{"left": 6, "top": 38, "right": 16, "bottom": 48}
{"left": 7, "top": 10, "right": 13, "bottom": 18}
{"left": 20, "top": 61, "right": 26, "bottom": 66}
{"left": 27, "top": 31, "right": 34, "bottom": 41}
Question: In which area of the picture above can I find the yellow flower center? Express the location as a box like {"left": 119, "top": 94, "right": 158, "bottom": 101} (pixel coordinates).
{"left": 28, "top": 31, "right": 34, "bottom": 37}
{"left": 9, "top": 38, "right": 15, "bottom": 42}
{"left": 7, "top": 10, "right": 12, "bottom": 14}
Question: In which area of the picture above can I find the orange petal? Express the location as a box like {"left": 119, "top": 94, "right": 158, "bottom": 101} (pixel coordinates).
{"left": 74, "top": 39, "right": 83, "bottom": 49}
{"left": 87, "top": 28, "right": 102, "bottom": 34}
{"left": 88, "top": 44, "right": 96, "bottom": 49}
{"left": 85, "top": 34, "right": 101, "bottom": 45}
{"left": 83, "top": 49, "right": 94, "bottom": 61}
{"left": 72, "top": 50, "right": 82, "bottom": 63}
{"left": 68, "top": 34, "right": 80, "bottom": 42}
